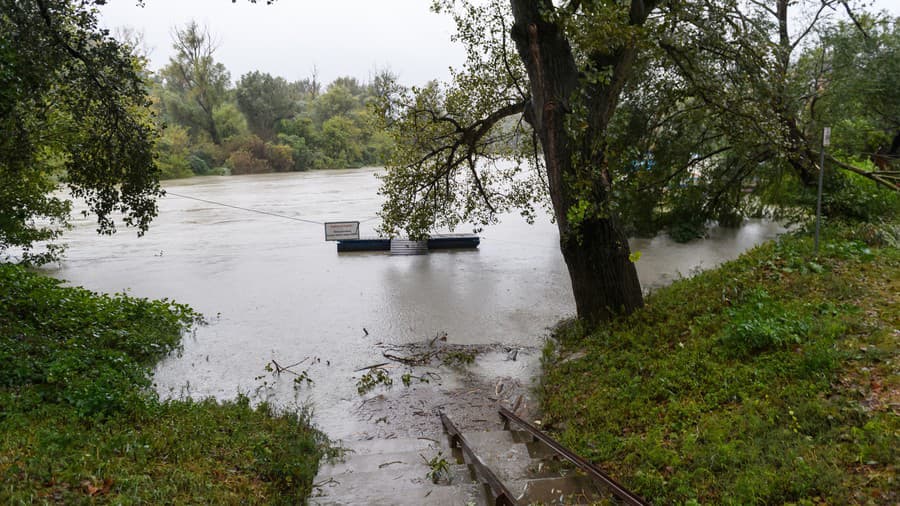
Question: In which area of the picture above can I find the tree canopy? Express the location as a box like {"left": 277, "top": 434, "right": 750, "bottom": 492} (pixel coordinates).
{"left": 375, "top": 0, "right": 898, "bottom": 324}
{"left": 150, "top": 22, "right": 395, "bottom": 178}
{"left": 158, "top": 21, "right": 231, "bottom": 146}
{"left": 0, "top": 0, "right": 160, "bottom": 263}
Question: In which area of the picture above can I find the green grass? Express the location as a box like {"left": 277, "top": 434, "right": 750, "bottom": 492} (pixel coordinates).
{"left": 539, "top": 221, "right": 899, "bottom": 505}
{"left": 0, "top": 264, "right": 332, "bottom": 504}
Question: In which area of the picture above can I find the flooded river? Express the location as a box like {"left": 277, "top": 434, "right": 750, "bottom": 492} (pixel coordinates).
{"left": 47, "top": 168, "right": 784, "bottom": 438}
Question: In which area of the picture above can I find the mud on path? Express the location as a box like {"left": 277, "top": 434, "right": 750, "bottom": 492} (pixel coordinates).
{"left": 342, "top": 340, "right": 542, "bottom": 442}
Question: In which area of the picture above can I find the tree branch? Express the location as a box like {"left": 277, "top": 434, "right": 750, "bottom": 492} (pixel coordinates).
{"left": 841, "top": 0, "right": 870, "bottom": 39}
{"left": 826, "top": 154, "right": 900, "bottom": 191}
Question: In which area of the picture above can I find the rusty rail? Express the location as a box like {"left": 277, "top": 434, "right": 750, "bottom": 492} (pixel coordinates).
{"left": 498, "top": 406, "right": 650, "bottom": 506}
{"left": 439, "top": 412, "right": 519, "bottom": 506}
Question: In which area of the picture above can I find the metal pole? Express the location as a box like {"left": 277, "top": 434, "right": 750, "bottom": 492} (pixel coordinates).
{"left": 814, "top": 127, "right": 830, "bottom": 256}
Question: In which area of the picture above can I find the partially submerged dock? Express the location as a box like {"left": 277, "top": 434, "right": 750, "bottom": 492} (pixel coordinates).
{"left": 336, "top": 234, "right": 480, "bottom": 253}
{"left": 325, "top": 221, "right": 479, "bottom": 254}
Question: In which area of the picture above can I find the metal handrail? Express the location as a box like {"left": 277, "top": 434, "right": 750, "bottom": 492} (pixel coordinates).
{"left": 439, "top": 412, "right": 519, "bottom": 506}
{"left": 498, "top": 406, "right": 650, "bottom": 506}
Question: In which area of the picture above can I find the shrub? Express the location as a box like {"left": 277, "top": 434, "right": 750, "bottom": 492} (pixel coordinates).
{"left": 0, "top": 264, "right": 197, "bottom": 417}
{"left": 224, "top": 134, "right": 295, "bottom": 174}
{"left": 819, "top": 160, "right": 899, "bottom": 222}
{"left": 188, "top": 154, "right": 211, "bottom": 175}
{"left": 155, "top": 124, "right": 193, "bottom": 179}
{"left": 227, "top": 149, "right": 271, "bottom": 174}
{"left": 0, "top": 265, "right": 333, "bottom": 502}
{"left": 719, "top": 289, "right": 810, "bottom": 356}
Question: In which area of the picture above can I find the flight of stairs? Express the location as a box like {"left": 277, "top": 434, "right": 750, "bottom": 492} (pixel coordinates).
{"left": 311, "top": 415, "right": 610, "bottom": 505}
{"left": 310, "top": 435, "right": 487, "bottom": 505}
{"left": 460, "top": 428, "right": 607, "bottom": 505}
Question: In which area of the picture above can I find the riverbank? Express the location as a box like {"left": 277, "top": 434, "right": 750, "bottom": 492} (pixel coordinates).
{"left": 0, "top": 265, "right": 332, "bottom": 503}
{"left": 538, "top": 220, "right": 898, "bottom": 504}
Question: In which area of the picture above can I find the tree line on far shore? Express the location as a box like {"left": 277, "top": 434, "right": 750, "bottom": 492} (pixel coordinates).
{"left": 148, "top": 21, "right": 394, "bottom": 179}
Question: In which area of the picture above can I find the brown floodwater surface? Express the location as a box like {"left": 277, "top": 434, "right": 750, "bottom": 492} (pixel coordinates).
{"left": 47, "top": 168, "right": 785, "bottom": 438}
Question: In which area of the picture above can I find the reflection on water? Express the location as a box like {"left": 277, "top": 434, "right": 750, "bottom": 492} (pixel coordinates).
{"left": 46, "top": 168, "right": 784, "bottom": 437}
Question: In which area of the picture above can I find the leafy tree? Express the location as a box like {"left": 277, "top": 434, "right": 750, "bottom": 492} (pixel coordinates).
{"left": 313, "top": 82, "right": 361, "bottom": 125}
{"left": 377, "top": 0, "right": 656, "bottom": 324}
{"left": 0, "top": 0, "right": 160, "bottom": 263}
{"left": 321, "top": 115, "right": 363, "bottom": 167}
{"left": 330, "top": 76, "right": 366, "bottom": 98}
{"left": 277, "top": 116, "right": 322, "bottom": 170}
{"left": 817, "top": 16, "right": 900, "bottom": 175}
{"left": 212, "top": 101, "right": 249, "bottom": 141}
{"left": 375, "top": 0, "right": 898, "bottom": 324}
{"left": 660, "top": 0, "right": 898, "bottom": 194}
{"left": 159, "top": 21, "right": 231, "bottom": 145}
{"left": 292, "top": 75, "right": 321, "bottom": 99}
{"left": 155, "top": 124, "right": 193, "bottom": 179}
{"left": 235, "top": 71, "right": 298, "bottom": 140}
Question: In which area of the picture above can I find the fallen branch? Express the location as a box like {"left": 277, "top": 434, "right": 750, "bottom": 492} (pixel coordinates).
{"left": 269, "top": 359, "right": 309, "bottom": 378}
{"left": 383, "top": 351, "right": 437, "bottom": 366}
{"left": 826, "top": 154, "right": 899, "bottom": 192}
{"left": 354, "top": 362, "right": 391, "bottom": 372}
{"left": 280, "top": 357, "right": 311, "bottom": 370}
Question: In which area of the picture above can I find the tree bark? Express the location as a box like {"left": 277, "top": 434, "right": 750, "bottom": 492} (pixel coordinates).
{"left": 510, "top": 0, "right": 644, "bottom": 325}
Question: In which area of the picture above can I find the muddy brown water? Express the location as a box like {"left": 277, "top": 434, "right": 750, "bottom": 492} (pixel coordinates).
{"left": 45, "top": 168, "right": 785, "bottom": 439}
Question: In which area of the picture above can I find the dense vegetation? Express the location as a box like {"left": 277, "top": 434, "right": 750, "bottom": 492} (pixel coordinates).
{"left": 539, "top": 218, "right": 899, "bottom": 504}
{"left": 0, "top": 0, "right": 162, "bottom": 264}
{"left": 0, "top": 265, "right": 331, "bottom": 503}
{"left": 0, "top": 4, "right": 396, "bottom": 264}
{"left": 151, "top": 21, "right": 394, "bottom": 179}
{"left": 376, "top": 0, "right": 899, "bottom": 323}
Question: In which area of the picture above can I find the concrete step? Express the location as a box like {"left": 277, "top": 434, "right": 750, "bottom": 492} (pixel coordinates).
{"left": 462, "top": 429, "right": 535, "bottom": 445}
{"left": 318, "top": 450, "right": 461, "bottom": 478}
{"left": 460, "top": 428, "right": 606, "bottom": 505}
{"left": 461, "top": 431, "right": 559, "bottom": 482}
{"left": 333, "top": 436, "right": 452, "bottom": 456}
{"left": 311, "top": 484, "right": 487, "bottom": 506}
{"left": 511, "top": 475, "right": 606, "bottom": 506}
{"left": 464, "top": 429, "right": 582, "bottom": 471}
{"left": 311, "top": 467, "right": 486, "bottom": 506}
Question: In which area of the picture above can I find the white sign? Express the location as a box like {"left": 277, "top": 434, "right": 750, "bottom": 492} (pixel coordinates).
{"left": 823, "top": 127, "right": 831, "bottom": 147}
{"left": 324, "top": 221, "right": 360, "bottom": 241}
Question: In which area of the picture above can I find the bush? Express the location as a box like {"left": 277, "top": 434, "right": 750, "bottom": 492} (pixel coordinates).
{"left": 819, "top": 161, "right": 899, "bottom": 222}
{"left": 188, "top": 154, "right": 211, "bottom": 175}
{"left": 224, "top": 134, "right": 295, "bottom": 174}
{"left": 227, "top": 149, "right": 271, "bottom": 174}
{"left": 155, "top": 124, "right": 193, "bottom": 179}
{"left": 278, "top": 133, "right": 326, "bottom": 170}
{"left": 0, "top": 264, "right": 332, "bottom": 502}
{"left": 719, "top": 289, "right": 810, "bottom": 356}
{"left": 0, "top": 264, "right": 197, "bottom": 417}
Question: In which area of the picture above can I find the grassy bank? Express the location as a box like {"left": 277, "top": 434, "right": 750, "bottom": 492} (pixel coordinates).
{"left": 540, "top": 222, "right": 898, "bottom": 505}
{"left": 0, "top": 265, "right": 330, "bottom": 504}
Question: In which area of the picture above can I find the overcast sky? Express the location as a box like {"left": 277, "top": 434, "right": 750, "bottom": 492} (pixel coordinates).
{"left": 100, "top": 0, "right": 466, "bottom": 86}
{"left": 100, "top": 0, "right": 900, "bottom": 87}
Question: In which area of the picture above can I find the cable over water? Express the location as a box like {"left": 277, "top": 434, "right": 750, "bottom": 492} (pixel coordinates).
{"left": 167, "top": 191, "right": 348, "bottom": 227}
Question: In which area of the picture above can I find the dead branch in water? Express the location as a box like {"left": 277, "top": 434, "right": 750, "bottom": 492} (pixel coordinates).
{"left": 382, "top": 351, "right": 437, "bottom": 366}
{"left": 354, "top": 362, "right": 391, "bottom": 372}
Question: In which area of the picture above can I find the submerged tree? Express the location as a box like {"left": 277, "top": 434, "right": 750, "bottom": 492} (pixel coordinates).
{"left": 0, "top": 0, "right": 160, "bottom": 263}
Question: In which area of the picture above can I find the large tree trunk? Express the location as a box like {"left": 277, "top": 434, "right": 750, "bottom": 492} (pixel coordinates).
{"left": 563, "top": 217, "right": 644, "bottom": 323}
{"left": 510, "top": 0, "right": 644, "bottom": 325}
